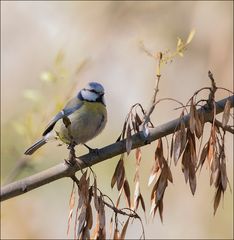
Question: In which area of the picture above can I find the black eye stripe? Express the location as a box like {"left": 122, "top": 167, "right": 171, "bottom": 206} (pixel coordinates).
{"left": 84, "top": 88, "right": 103, "bottom": 94}
{"left": 90, "top": 89, "right": 98, "bottom": 94}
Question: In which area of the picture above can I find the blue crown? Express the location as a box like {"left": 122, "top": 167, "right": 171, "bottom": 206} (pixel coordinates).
{"left": 87, "top": 82, "right": 104, "bottom": 93}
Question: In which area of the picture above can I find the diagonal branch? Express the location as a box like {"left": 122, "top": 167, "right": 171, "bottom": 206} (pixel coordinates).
{"left": 1, "top": 95, "right": 233, "bottom": 202}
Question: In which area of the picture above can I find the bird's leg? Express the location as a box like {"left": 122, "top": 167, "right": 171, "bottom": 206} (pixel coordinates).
{"left": 65, "top": 143, "right": 85, "bottom": 174}
{"left": 83, "top": 143, "right": 100, "bottom": 155}
{"left": 65, "top": 142, "right": 77, "bottom": 166}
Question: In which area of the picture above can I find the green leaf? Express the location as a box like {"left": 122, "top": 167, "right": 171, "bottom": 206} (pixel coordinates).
{"left": 177, "top": 37, "right": 182, "bottom": 48}
{"left": 186, "top": 29, "right": 196, "bottom": 44}
{"left": 178, "top": 52, "right": 184, "bottom": 57}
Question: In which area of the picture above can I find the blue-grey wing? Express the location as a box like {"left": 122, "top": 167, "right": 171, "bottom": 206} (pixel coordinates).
{"left": 42, "top": 100, "right": 83, "bottom": 136}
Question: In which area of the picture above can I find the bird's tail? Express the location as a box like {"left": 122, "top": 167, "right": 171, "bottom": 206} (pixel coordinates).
{"left": 24, "top": 137, "right": 47, "bottom": 155}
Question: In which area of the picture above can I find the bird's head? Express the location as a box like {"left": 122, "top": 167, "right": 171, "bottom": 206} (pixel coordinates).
{"left": 78, "top": 82, "right": 106, "bottom": 105}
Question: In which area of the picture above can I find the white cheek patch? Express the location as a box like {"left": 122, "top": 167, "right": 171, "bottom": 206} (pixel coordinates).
{"left": 81, "top": 90, "right": 98, "bottom": 101}
{"left": 102, "top": 96, "right": 106, "bottom": 106}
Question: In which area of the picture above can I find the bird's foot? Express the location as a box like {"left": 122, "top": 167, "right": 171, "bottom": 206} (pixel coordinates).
{"left": 67, "top": 142, "right": 76, "bottom": 150}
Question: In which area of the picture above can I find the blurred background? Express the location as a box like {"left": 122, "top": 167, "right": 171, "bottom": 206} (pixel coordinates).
{"left": 1, "top": 1, "right": 233, "bottom": 239}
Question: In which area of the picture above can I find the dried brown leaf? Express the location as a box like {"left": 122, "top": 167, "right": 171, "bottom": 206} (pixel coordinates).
{"left": 135, "top": 147, "right": 142, "bottom": 165}
{"left": 148, "top": 171, "right": 157, "bottom": 186}
{"left": 151, "top": 181, "right": 157, "bottom": 202}
{"left": 222, "top": 99, "right": 231, "bottom": 127}
{"left": 210, "top": 170, "right": 216, "bottom": 186}
{"left": 79, "top": 170, "right": 87, "bottom": 186}
{"left": 134, "top": 170, "right": 139, "bottom": 183}
{"left": 80, "top": 225, "right": 90, "bottom": 240}
{"left": 134, "top": 196, "right": 140, "bottom": 211}
{"left": 120, "top": 217, "right": 130, "bottom": 239}
{"left": 214, "top": 186, "right": 222, "bottom": 215}
{"left": 156, "top": 173, "right": 167, "bottom": 201}
{"left": 67, "top": 183, "right": 76, "bottom": 236}
{"left": 98, "top": 197, "right": 106, "bottom": 230}
{"left": 198, "top": 143, "right": 208, "bottom": 170}
{"left": 187, "top": 130, "right": 197, "bottom": 166}
{"left": 91, "top": 223, "right": 98, "bottom": 240}
{"left": 189, "top": 98, "right": 196, "bottom": 134}
{"left": 173, "top": 130, "right": 182, "bottom": 165}
{"left": 114, "top": 228, "right": 119, "bottom": 240}
{"left": 200, "top": 109, "right": 205, "bottom": 128}
{"left": 158, "top": 199, "right": 164, "bottom": 223}
{"left": 134, "top": 181, "right": 140, "bottom": 209}
{"left": 126, "top": 124, "right": 132, "bottom": 155}
{"left": 100, "top": 229, "right": 106, "bottom": 240}
{"left": 182, "top": 144, "right": 190, "bottom": 183}
{"left": 214, "top": 165, "right": 221, "bottom": 188}
{"left": 166, "top": 164, "right": 173, "bottom": 183}
{"left": 135, "top": 113, "right": 142, "bottom": 126}
{"left": 86, "top": 204, "right": 93, "bottom": 229}
{"left": 84, "top": 177, "right": 90, "bottom": 205}
{"left": 117, "top": 165, "right": 125, "bottom": 191}
{"left": 189, "top": 165, "right": 196, "bottom": 195}
{"left": 155, "top": 138, "right": 164, "bottom": 168}
{"left": 111, "top": 158, "right": 124, "bottom": 189}
{"left": 150, "top": 202, "right": 156, "bottom": 217}
{"left": 195, "top": 110, "right": 203, "bottom": 139}
{"left": 116, "top": 187, "right": 123, "bottom": 208}
{"left": 93, "top": 179, "right": 99, "bottom": 211}
{"left": 77, "top": 206, "right": 86, "bottom": 235}
{"left": 78, "top": 174, "right": 88, "bottom": 209}
{"left": 220, "top": 157, "right": 228, "bottom": 191}
{"left": 132, "top": 118, "right": 137, "bottom": 133}
{"left": 123, "top": 180, "right": 131, "bottom": 208}
{"left": 207, "top": 136, "right": 215, "bottom": 165}
{"left": 180, "top": 120, "right": 187, "bottom": 155}
{"left": 78, "top": 172, "right": 88, "bottom": 207}
{"left": 148, "top": 156, "right": 160, "bottom": 186}
{"left": 211, "top": 152, "right": 219, "bottom": 173}
{"left": 139, "top": 193, "right": 146, "bottom": 212}
{"left": 170, "top": 136, "right": 174, "bottom": 159}
{"left": 74, "top": 203, "right": 79, "bottom": 239}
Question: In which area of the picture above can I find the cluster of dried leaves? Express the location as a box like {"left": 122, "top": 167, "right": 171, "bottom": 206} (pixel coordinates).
{"left": 109, "top": 104, "right": 147, "bottom": 238}
{"left": 66, "top": 31, "right": 233, "bottom": 239}
{"left": 67, "top": 171, "right": 106, "bottom": 239}
{"left": 115, "top": 103, "right": 148, "bottom": 209}
{"left": 110, "top": 71, "right": 233, "bottom": 231}
{"left": 197, "top": 97, "right": 232, "bottom": 214}
{"left": 149, "top": 139, "right": 173, "bottom": 222}
{"left": 67, "top": 169, "right": 144, "bottom": 240}
{"left": 169, "top": 73, "right": 232, "bottom": 215}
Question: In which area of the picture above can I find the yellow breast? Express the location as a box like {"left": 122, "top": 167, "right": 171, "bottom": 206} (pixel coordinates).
{"left": 57, "top": 101, "right": 107, "bottom": 145}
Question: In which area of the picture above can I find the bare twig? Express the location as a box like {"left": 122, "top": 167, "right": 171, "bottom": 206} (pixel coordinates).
{"left": 142, "top": 57, "right": 162, "bottom": 136}
{"left": 213, "top": 119, "right": 234, "bottom": 134}
{"left": 1, "top": 95, "right": 233, "bottom": 202}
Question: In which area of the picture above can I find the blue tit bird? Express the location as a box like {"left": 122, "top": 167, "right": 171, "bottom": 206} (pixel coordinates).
{"left": 24, "top": 82, "right": 107, "bottom": 155}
